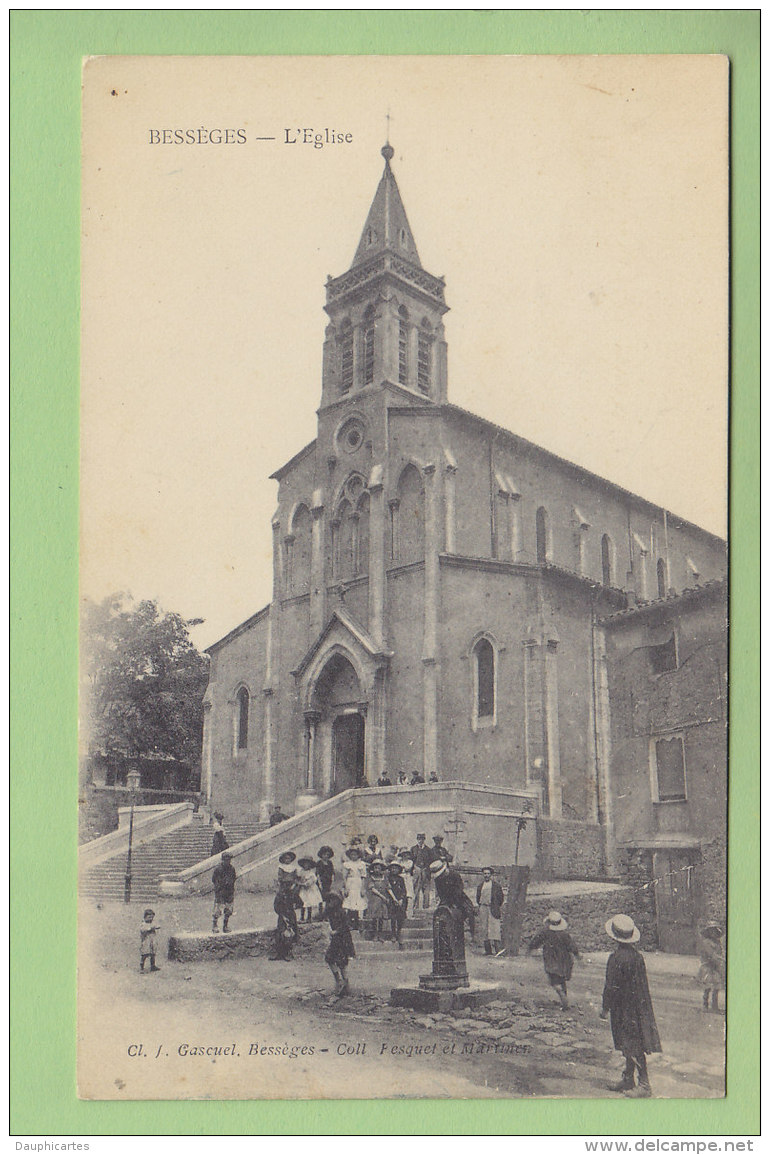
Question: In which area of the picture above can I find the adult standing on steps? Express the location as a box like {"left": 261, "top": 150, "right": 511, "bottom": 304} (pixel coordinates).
{"left": 411, "top": 834, "right": 433, "bottom": 911}
{"left": 269, "top": 804, "right": 289, "bottom": 826}
{"left": 210, "top": 812, "right": 228, "bottom": 857}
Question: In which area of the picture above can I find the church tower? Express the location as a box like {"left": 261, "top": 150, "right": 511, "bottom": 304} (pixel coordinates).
{"left": 320, "top": 143, "right": 449, "bottom": 407}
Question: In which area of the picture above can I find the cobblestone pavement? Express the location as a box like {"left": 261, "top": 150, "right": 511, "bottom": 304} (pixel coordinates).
{"left": 78, "top": 898, "right": 726, "bottom": 1101}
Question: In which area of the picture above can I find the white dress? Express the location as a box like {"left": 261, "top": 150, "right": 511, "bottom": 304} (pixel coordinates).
{"left": 401, "top": 864, "right": 415, "bottom": 903}
{"left": 297, "top": 867, "right": 323, "bottom": 909}
{"left": 342, "top": 859, "right": 368, "bottom": 913}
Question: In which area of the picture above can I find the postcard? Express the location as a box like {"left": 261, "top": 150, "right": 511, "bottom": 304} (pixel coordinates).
{"left": 78, "top": 54, "right": 728, "bottom": 1102}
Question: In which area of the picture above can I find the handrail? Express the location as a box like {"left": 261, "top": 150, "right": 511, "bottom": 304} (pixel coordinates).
{"left": 78, "top": 801, "right": 195, "bottom": 868}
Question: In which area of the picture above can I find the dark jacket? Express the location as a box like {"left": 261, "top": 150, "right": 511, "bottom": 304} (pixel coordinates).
{"left": 476, "top": 879, "right": 504, "bottom": 920}
{"left": 411, "top": 842, "right": 433, "bottom": 869}
{"left": 316, "top": 859, "right": 334, "bottom": 895}
{"left": 212, "top": 862, "right": 236, "bottom": 903}
{"left": 602, "top": 943, "right": 662, "bottom": 1056}
{"left": 325, "top": 906, "right": 356, "bottom": 967}
{"left": 211, "top": 829, "right": 229, "bottom": 856}
{"left": 269, "top": 810, "right": 288, "bottom": 826}
{"left": 385, "top": 874, "right": 408, "bottom": 919}
{"left": 528, "top": 928, "right": 580, "bottom": 980}
{"left": 430, "top": 844, "right": 454, "bottom": 864}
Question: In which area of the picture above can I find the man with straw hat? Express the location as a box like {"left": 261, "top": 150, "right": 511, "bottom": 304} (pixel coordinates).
{"left": 600, "top": 914, "right": 662, "bottom": 1098}
{"left": 527, "top": 910, "right": 581, "bottom": 1009}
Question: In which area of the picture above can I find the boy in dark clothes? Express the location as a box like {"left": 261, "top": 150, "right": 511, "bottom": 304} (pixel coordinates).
{"left": 600, "top": 914, "right": 662, "bottom": 1098}
{"left": 269, "top": 874, "right": 299, "bottom": 961}
{"left": 316, "top": 846, "right": 335, "bottom": 915}
{"left": 323, "top": 892, "right": 356, "bottom": 996}
{"left": 211, "top": 852, "right": 236, "bottom": 934}
{"left": 385, "top": 861, "right": 408, "bottom": 948}
{"left": 527, "top": 910, "right": 581, "bottom": 1009}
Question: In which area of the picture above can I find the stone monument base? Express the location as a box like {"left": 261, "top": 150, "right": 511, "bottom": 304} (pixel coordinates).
{"left": 389, "top": 981, "right": 505, "bottom": 1013}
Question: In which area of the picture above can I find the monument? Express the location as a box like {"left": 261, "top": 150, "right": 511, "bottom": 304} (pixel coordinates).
{"left": 390, "top": 861, "right": 505, "bottom": 1011}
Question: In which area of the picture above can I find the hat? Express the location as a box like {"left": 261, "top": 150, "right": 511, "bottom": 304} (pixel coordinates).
{"left": 416, "top": 833, "right": 426, "bottom": 840}
{"left": 700, "top": 922, "right": 723, "bottom": 940}
{"left": 605, "top": 914, "right": 641, "bottom": 944}
{"left": 221, "top": 852, "right": 233, "bottom": 861}
{"left": 433, "top": 835, "right": 444, "bottom": 843}
{"left": 345, "top": 847, "right": 361, "bottom": 860}
{"left": 143, "top": 909, "right": 155, "bottom": 918}
{"left": 369, "top": 859, "right": 386, "bottom": 872}
{"left": 297, "top": 857, "right": 316, "bottom": 869}
{"left": 214, "top": 812, "right": 224, "bottom": 821}
{"left": 544, "top": 910, "right": 568, "bottom": 931}
{"left": 317, "top": 846, "right": 334, "bottom": 859}
{"left": 398, "top": 849, "right": 414, "bottom": 860}
{"left": 387, "top": 861, "right": 403, "bottom": 873}
{"left": 429, "top": 859, "right": 447, "bottom": 877}
{"left": 278, "top": 851, "right": 296, "bottom": 866}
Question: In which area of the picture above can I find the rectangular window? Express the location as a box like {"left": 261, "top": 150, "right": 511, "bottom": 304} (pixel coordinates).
{"left": 417, "top": 331, "right": 432, "bottom": 393}
{"left": 653, "top": 735, "right": 687, "bottom": 802}
{"left": 649, "top": 632, "right": 677, "bottom": 674}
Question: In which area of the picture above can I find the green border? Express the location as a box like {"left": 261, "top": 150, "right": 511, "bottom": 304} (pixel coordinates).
{"left": 11, "top": 9, "right": 759, "bottom": 1137}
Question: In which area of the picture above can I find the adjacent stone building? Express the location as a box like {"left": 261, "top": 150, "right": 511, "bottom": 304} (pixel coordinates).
{"left": 201, "top": 144, "right": 727, "bottom": 888}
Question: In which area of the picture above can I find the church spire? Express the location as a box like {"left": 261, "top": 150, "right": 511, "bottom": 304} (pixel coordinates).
{"left": 351, "top": 143, "right": 422, "bottom": 268}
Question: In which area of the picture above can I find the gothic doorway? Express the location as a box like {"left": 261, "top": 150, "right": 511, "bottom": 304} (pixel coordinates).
{"left": 332, "top": 713, "right": 366, "bottom": 794}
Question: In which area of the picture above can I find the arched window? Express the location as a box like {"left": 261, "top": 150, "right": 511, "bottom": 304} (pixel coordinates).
{"left": 290, "top": 504, "right": 312, "bottom": 594}
{"left": 601, "top": 534, "right": 614, "bottom": 587}
{"left": 536, "top": 507, "right": 550, "bottom": 564}
{"left": 657, "top": 557, "right": 667, "bottom": 599}
{"left": 398, "top": 307, "right": 409, "bottom": 386}
{"left": 236, "top": 687, "right": 249, "bottom": 750}
{"left": 362, "top": 306, "right": 375, "bottom": 386}
{"left": 335, "top": 498, "right": 353, "bottom": 578}
{"left": 417, "top": 320, "right": 433, "bottom": 394}
{"left": 339, "top": 319, "right": 353, "bottom": 395}
{"left": 395, "top": 464, "right": 425, "bottom": 564}
{"left": 471, "top": 636, "right": 497, "bottom": 729}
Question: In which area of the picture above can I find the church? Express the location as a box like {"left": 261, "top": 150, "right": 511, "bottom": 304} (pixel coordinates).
{"left": 200, "top": 143, "right": 726, "bottom": 883}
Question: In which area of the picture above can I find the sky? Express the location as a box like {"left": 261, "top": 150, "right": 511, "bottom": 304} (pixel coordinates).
{"left": 81, "top": 54, "right": 728, "bottom": 650}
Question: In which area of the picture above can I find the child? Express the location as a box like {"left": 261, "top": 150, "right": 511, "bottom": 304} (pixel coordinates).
{"left": 398, "top": 850, "right": 415, "bottom": 914}
{"left": 698, "top": 923, "right": 725, "bottom": 1013}
{"left": 600, "top": 913, "right": 662, "bottom": 1098}
{"left": 139, "top": 909, "right": 160, "bottom": 973}
{"left": 341, "top": 847, "right": 367, "bottom": 929}
{"left": 385, "top": 861, "right": 408, "bottom": 948}
{"left": 296, "top": 856, "right": 323, "bottom": 923}
{"left": 269, "top": 874, "right": 299, "bottom": 962}
{"left": 527, "top": 910, "right": 580, "bottom": 1009}
{"left": 316, "top": 846, "right": 335, "bottom": 915}
{"left": 365, "top": 860, "right": 390, "bottom": 941}
{"left": 323, "top": 892, "right": 356, "bottom": 996}
{"left": 211, "top": 851, "right": 236, "bottom": 934}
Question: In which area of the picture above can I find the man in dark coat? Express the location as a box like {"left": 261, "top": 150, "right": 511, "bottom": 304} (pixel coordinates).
{"left": 269, "top": 805, "right": 288, "bottom": 826}
{"left": 410, "top": 833, "right": 433, "bottom": 910}
{"left": 600, "top": 914, "right": 662, "bottom": 1098}
{"left": 430, "top": 835, "right": 454, "bottom": 865}
{"left": 210, "top": 812, "right": 229, "bottom": 857}
{"left": 211, "top": 852, "right": 236, "bottom": 934}
{"left": 475, "top": 867, "right": 505, "bottom": 955}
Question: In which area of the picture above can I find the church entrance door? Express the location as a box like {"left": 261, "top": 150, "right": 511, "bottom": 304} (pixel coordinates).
{"left": 332, "top": 713, "right": 365, "bottom": 795}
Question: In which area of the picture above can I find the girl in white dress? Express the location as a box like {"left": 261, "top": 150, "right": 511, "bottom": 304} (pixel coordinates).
{"left": 398, "top": 850, "right": 415, "bottom": 913}
{"left": 297, "top": 856, "right": 323, "bottom": 923}
{"left": 341, "top": 847, "right": 367, "bottom": 928}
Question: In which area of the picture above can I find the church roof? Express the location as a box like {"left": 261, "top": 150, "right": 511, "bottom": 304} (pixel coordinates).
{"left": 351, "top": 143, "right": 421, "bottom": 269}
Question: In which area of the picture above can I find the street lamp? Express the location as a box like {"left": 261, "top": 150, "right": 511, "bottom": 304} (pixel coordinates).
{"left": 124, "top": 767, "right": 142, "bottom": 903}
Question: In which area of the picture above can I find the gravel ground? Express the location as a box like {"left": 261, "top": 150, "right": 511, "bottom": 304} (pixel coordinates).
{"left": 77, "top": 897, "right": 726, "bottom": 1101}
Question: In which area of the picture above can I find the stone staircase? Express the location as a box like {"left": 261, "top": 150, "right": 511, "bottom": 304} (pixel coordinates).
{"left": 348, "top": 907, "right": 434, "bottom": 956}
{"left": 79, "top": 818, "right": 263, "bottom": 903}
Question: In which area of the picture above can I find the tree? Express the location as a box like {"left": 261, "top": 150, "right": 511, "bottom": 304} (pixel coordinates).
{"left": 81, "top": 593, "right": 209, "bottom": 779}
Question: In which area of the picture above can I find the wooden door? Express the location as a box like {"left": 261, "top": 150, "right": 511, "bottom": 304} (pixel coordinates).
{"left": 653, "top": 849, "right": 700, "bottom": 954}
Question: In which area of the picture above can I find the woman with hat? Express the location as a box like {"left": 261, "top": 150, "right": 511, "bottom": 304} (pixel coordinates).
{"left": 385, "top": 861, "right": 408, "bottom": 948}
{"left": 341, "top": 846, "right": 367, "bottom": 928}
{"left": 600, "top": 914, "right": 662, "bottom": 1097}
{"left": 316, "top": 846, "right": 335, "bottom": 915}
{"left": 296, "top": 856, "right": 323, "bottom": 923}
{"left": 210, "top": 812, "right": 229, "bottom": 857}
{"left": 697, "top": 922, "right": 725, "bottom": 1013}
{"left": 527, "top": 910, "right": 581, "bottom": 1009}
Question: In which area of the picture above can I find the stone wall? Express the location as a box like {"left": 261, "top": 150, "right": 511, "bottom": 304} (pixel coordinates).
{"left": 614, "top": 849, "right": 659, "bottom": 950}
{"left": 534, "top": 819, "right": 605, "bottom": 880}
{"left": 521, "top": 885, "right": 653, "bottom": 952}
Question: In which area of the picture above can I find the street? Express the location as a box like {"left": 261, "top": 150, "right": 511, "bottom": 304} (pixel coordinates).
{"left": 78, "top": 897, "right": 725, "bottom": 1101}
